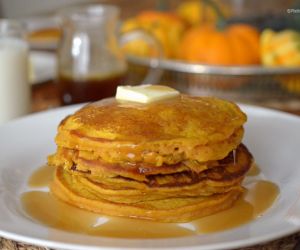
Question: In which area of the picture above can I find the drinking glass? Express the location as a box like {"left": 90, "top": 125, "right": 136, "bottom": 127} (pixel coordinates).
{"left": 0, "top": 20, "right": 30, "bottom": 124}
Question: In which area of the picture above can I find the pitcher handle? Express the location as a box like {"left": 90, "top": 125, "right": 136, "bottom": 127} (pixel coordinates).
{"left": 119, "top": 30, "right": 164, "bottom": 85}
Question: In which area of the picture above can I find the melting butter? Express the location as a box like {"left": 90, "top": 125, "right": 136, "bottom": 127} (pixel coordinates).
{"left": 116, "top": 85, "right": 179, "bottom": 103}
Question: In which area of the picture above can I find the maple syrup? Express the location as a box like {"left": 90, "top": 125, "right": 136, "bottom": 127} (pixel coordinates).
{"left": 57, "top": 73, "right": 127, "bottom": 105}
{"left": 28, "top": 165, "right": 54, "bottom": 188}
{"left": 21, "top": 191, "right": 196, "bottom": 238}
{"left": 192, "top": 180, "right": 279, "bottom": 233}
{"left": 23, "top": 165, "right": 279, "bottom": 238}
{"left": 247, "top": 163, "right": 261, "bottom": 176}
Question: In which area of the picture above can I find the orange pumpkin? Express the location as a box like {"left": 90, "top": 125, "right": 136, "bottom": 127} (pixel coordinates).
{"left": 178, "top": 23, "right": 260, "bottom": 65}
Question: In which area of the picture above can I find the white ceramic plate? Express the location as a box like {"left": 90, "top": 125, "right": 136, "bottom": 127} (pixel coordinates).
{"left": 0, "top": 104, "right": 300, "bottom": 250}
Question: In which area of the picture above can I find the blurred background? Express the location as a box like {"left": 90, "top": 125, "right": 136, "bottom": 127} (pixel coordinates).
{"left": 0, "top": 0, "right": 300, "bottom": 123}
{"left": 0, "top": 0, "right": 295, "bottom": 19}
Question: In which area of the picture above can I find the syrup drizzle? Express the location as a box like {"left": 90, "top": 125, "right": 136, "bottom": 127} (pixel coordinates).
{"left": 22, "top": 164, "right": 279, "bottom": 238}
{"left": 247, "top": 163, "right": 261, "bottom": 176}
{"left": 28, "top": 165, "right": 54, "bottom": 188}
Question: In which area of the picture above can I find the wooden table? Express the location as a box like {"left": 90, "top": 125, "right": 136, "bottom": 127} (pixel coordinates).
{"left": 31, "top": 81, "right": 60, "bottom": 112}
{"left": 4, "top": 80, "right": 298, "bottom": 250}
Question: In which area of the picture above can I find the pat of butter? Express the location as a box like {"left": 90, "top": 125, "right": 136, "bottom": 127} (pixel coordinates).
{"left": 116, "top": 85, "right": 180, "bottom": 103}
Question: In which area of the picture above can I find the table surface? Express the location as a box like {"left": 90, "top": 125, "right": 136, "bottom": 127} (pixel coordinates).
{"left": 1, "top": 231, "right": 299, "bottom": 250}
{"left": 4, "top": 80, "right": 299, "bottom": 250}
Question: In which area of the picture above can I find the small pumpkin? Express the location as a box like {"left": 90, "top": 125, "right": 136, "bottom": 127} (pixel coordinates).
{"left": 121, "top": 11, "right": 185, "bottom": 59}
{"left": 176, "top": 0, "right": 230, "bottom": 26}
{"left": 261, "top": 30, "right": 300, "bottom": 94}
{"left": 260, "top": 29, "right": 300, "bottom": 66}
{"left": 178, "top": 23, "right": 260, "bottom": 65}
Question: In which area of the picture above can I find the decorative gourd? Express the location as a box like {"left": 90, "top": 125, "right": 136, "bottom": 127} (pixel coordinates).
{"left": 121, "top": 11, "right": 185, "bottom": 59}
{"left": 178, "top": 23, "right": 260, "bottom": 65}
{"left": 260, "top": 29, "right": 300, "bottom": 66}
{"left": 176, "top": 0, "right": 230, "bottom": 26}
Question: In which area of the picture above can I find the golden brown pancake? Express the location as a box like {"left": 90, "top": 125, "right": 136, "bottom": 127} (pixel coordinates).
{"left": 51, "top": 144, "right": 252, "bottom": 204}
{"left": 49, "top": 143, "right": 251, "bottom": 184}
{"left": 54, "top": 95, "right": 246, "bottom": 165}
{"left": 48, "top": 94, "right": 251, "bottom": 222}
{"left": 51, "top": 169, "right": 243, "bottom": 222}
{"left": 59, "top": 96, "right": 245, "bottom": 141}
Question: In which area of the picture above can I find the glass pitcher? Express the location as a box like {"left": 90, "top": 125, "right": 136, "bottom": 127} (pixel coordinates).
{"left": 57, "top": 4, "right": 161, "bottom": 105}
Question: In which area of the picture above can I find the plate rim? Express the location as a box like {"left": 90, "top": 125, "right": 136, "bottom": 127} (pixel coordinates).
{"left": 0, "top": 223, "right": 299, "bottom": 250}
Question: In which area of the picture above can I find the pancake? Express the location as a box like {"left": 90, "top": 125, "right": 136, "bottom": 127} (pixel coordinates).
{"left": 51, "top": 168, "right": 243, "bottom": 222}
{"left": 58, "top": 96, "right": 245, "bottom": 142}
{"left": 54, "top": 126, "right": 244, "bottom": 166}
{"left": 49, "top": 146, "right": 191, "bottom": 181}
{"left": 48, "top": 94, "right": 251, "bottom": 222}
{"left": 49, "top": 143, "right": 251, "bottom": 186}
{"left": 54, "top": 144, "right": 251, "bottom": 201}
{"left": 51, "top": 144, "right": 252, "bottom": 204}
{"left": 54, "top": 95, "right": 246, "bottom": 165}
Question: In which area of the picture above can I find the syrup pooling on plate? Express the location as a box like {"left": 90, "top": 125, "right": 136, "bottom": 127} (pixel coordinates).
{"left": 21, "top": 191, "right": 196, "bottom": 238}
{"left": 247, "top": 163, "right": 261, "bottom": 177}
{"left": 192, "top": 180, "right": 279, "bottom": 233}
{"left": 245, "top": 180, "right": 279, "bottom": 216}
{"left": 22, "top": 165, "right": 279, "bottom": 238}
{"left": 28, "top": 165, "right": 55, "bottom": 188}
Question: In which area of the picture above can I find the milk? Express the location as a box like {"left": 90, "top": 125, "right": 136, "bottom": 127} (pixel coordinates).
{"left": 0, "top": 38, "right": 30, "bottom": 124}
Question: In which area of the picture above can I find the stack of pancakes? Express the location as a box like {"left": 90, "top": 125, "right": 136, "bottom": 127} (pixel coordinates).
{"left": 48, "top": 95, "right": 253, "bottom": 222}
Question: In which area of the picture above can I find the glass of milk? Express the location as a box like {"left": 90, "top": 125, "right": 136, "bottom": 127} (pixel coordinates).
{"left": 0, "top": 20, "right": 30, "bottom": 125}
